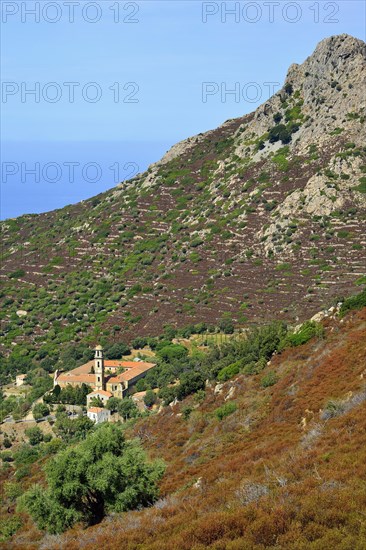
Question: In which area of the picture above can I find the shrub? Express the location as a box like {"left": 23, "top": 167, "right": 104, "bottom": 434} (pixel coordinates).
{"left": 353, "top": 177, "right": 366, "bottom": 193}
{"left": 117, "top": 398, "right": 139, "bottom": 420}
{"left": 284, "top": 83, "right": 293, "bottom": 95}
{"left": 0, "top": 516, "right": 22, "bottom": 542}
{"left": 32, "top": 402, "right": 50, "bottom": 420}
{"left": 215, "top": 402, "right": 237, "bottom": 421}
{"left": 0, "top": 451, "right": 13, "bottom": 462}
{"left": 260, "top": 371, "right": 279, "bottom": 388}
{"left": 53, "top": 413, "right": 94, "bottom": 442}
{"left": 218, "top": 317, "right": 234, "bottom": 334}
{"left": 13, "top": 445, "right": 39, "bottom": 467}
{"left": 157, "top": 344, "right": 188, "bottom": 362}
{"left": 176, "top": 372, "right": 205, "bottom": 401}
{"left": 131, "top": 337, "right": 148, "bottom": 349}
{"left": 3, "top": 437, "right": 12, "bottom": 448}
{"left": 3, "top": 481, "right": 23, "bottom": 501}
{"left": 321, "top": 399, "right": 346, "bottom": 420}
{"left": 207, "top": 322, "right": 287, "bottom": 381}
{"left": 25, "top": 426, "right": 44, "bottom": 446}
{"left": 43, "top": 438, "right": 64, "bottom": 456}
{"left": 15, "top": 465, "right": 31, "bottom": 481}
{"left": 268, "top": 124, "right": 292, "bottom": 145}
{"left": 283, "top": 321, "right": 324, "bottom": 347}
{"left": 194, "top": 390, "right": 206, "bottom": 404}
{"left": 144, "top": 390, "right": 157, "bottom": 408}
{"left": 182, "top": 405, "right": 193, "bottom": 420}
{"left": 105, "top": 342, "right": 130, "bottom": 359}
{"left": 18, "top": 424, "right": 165, "bottom": 533}
{"left": 217, "top": 361, "right": 241, "bottom": 382}
{"left": 236, "top": 482, "right": 269, "bottom": 505}
{"left": 158, "top": 387, "right": 177, "bottom": 406}
{"left": 8, "top": 269, "right": 25, "bottom": 279}
{"left": 190, "top": 238, "right": 204, "bottom": 248}
{"left": 339, "top": 288, "right": 366, "bottom": 317}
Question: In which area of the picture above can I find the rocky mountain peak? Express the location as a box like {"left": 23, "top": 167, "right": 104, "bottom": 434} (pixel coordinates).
{"left": 1, "top": 35, "right": 365, "bottom": 351}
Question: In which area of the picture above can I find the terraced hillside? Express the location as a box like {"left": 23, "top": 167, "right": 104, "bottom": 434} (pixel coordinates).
{"left": 1, "top": 34, "right": 365, "bottom": 356}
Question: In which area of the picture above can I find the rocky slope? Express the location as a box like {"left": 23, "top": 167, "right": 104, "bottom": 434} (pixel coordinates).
{"left": 1, "top": 34, "right": 365, "bottom": 355}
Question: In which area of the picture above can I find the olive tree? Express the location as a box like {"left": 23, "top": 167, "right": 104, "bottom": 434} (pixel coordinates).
{"left": 19, "top": 424, "right": 164, "bottom": 533}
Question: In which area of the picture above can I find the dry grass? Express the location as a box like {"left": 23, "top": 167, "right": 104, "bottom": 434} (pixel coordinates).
{"left": 5, "top": 309, "right": 366, "bottom": 549}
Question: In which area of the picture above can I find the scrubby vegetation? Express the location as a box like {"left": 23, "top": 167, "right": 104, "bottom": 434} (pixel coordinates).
{"left": 1, "top": 35, "right": 366, "bottom": 548}
{"left": 2, "top": 302, "right": 364, "bottom": 548}
{"left": 18, "top": 424, "right": 164, "bottom": 533}
{"left": 339, "top": 287, "right": 366, "bottom": 316}
{"left": 1, "top": 84, "right": 365, "bottom": 364}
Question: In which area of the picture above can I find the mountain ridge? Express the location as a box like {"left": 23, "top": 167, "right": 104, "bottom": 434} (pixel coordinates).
{"left": 1, "top": 34, "right": 365, "bottom": 355}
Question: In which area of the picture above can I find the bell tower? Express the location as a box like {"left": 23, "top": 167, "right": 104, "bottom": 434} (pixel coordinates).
{"left": 94, "top": 345, "right": 105, "bottom": 391}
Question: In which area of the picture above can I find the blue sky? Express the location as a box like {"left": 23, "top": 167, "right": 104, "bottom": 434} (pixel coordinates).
{"left": 1, "top": 1, "right": 365, "bottom": 218}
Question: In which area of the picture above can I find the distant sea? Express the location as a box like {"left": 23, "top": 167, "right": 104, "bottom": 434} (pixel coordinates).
{"left": 1, "top": 140, "right": 170, "bottom": 220}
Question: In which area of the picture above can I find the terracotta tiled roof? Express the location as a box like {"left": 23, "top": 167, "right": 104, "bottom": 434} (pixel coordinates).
{"left": 60, "top": 361, "right": 94, "bottom": 375}
{"left": 88, "top": 390, "right": 112, "bottom": 397}
{"left": 105, "top": 360, "right": 125, "bottom": 367}
{"left": 88, "top": 407, "right": 105, "bottom": 413}
{"left": 107, "top": 362, "right": 155, "bottom": 383}
{"left": 56, "top": 373, "right": 95, "bottom": 384}
{"left": 119, "top": 361, "right": 148, "bottom": 368}
{"left": 56, "top": 360, "right": 155, "bottom": 386}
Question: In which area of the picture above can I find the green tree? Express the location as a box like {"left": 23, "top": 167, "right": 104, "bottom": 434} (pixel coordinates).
{"left": 25, "top": 426, "right": 44, "bottom": 446}
{"left": 135, "top": 378, "right": 147, "bottom": 392}
{"left": 158, "top": 386, "right": 177, "bottom": 406}
{"left": 117, "top": 398, "right": 139, "bottom": 420}
{"left": 143, "top": 390, "right": 157, "bottom": 408}
{"left": 131, "top": 337, "right": 148, "bottom": 349}
{"left": 176, "top": 372, "right": 205, "bottom": 401}
{"left": 218, "top": 316, "right": 234, "bottom": 334}
{"left": 157, "top": 344, "right": 188, "bottom": 362}
{"left": 89, "top": 396, "right": 104, "bottom": 408}
{"left": 106, "top": 397, "right": 122, "bottom": 412}
{"left": 53, "top": 413, "right": 94, "bottom": 442}
{"left": 105, "top": 343, "right": 130, "bottom": 359}
{"left": 27, "top": 369, "right": 53, "bottom": 400}
{"left": 19, "top": 424, "right": 164, "bottom": 533}
{"left": 32, "top": 402, "right": 50, "bottom": 420}
{"left": 46, "top": 383, "right": 92, "bottom": 405}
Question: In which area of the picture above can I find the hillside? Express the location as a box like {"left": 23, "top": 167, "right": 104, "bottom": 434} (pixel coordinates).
{"left": 2, "top": 304, "right": 366, "bottom": 548}
{"left": 1, "top": 34, "right": 366, "bottom": 358}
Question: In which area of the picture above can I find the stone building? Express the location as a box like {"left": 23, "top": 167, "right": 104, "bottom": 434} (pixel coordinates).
{"left": 54, "top": 345, "right": 155, "bottom": 401}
